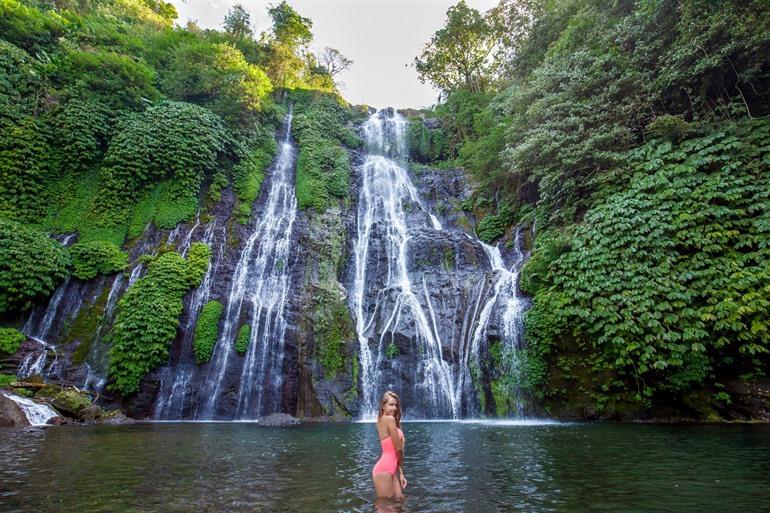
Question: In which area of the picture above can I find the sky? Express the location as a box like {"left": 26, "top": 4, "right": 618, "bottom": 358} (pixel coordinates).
{"left": 168, "top": 0, "right": 499, "bottom": 109}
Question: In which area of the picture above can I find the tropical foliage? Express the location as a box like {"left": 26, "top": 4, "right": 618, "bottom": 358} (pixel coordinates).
{"left": 193, "top": 300, "right": 223, "bottom": 364}
{"left": 108, "top": 243, "right": 211, "bottom": 395}
{"left": 417, "top": 0, "right": 770, "bottom": 415}
{"left": 0, "top": 219, "right": 70, "bottom": 314}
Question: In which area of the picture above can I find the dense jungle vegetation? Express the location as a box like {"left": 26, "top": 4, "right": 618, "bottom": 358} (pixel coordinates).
{"left": 0, "top": 0, "right": 358, "bottom": 393}
{"left": 412, "top": 0, "right": 770, "bottom": 417}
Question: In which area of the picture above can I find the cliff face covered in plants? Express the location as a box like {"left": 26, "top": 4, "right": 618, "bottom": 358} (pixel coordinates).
{"left": 1, "top": 0, "right": 768, "bottom": 422}
{"left": 410, "top": 0, "right": 770, "bottom": 419}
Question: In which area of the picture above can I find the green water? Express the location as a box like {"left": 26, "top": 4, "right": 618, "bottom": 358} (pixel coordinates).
{"left": 1, "top": 420, "right": 768, "bottom": 513}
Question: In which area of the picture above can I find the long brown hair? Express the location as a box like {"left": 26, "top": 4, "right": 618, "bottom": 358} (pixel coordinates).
{"left": 378, "top": 390, "right": 402, "bottom": 428}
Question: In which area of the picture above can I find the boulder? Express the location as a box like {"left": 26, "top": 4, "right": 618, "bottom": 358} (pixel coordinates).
{"left": 80, "top": 404, "right": 103, "bottom": 421}
{"left": 49, "top": 389, "right": 92, "bottom": 418}
{"left": 257, "top": 413, "right": 300, "bottom": 426}
{"left": 98, "top": 410, "right": 136, "bottom": 425}
{"left": 46, "top": 416, "right": 72, "bottom": 425}
{"left": 0, "top": 393, "right": 31, "bottom": 427}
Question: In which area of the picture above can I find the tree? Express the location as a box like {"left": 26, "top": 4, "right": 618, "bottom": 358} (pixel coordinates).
{"left": 267, "top": 1, "right": 312, "bottom": 49}
{"left": 414, "top": 0, "right": 497, "bottom": 95}
{"left": 223, "top": 4, "right": 253, "bottom": 39}
{"left": 319, "top": 47, "right": 352, "bottom": 77}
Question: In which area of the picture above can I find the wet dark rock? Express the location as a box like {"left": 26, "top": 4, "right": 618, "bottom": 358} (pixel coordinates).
{"left": 98, "top": 411, "right": 136, "bottom": 424}
{"left": 46, "top": 415, "right": 72, "bottom": 425}
{"left": 0, "top": 393, "right": 31, "bottom": 427}
{"left": 79, "top": 404, "right": 103, "bottom": 421}
{"left": 258, "top": 413, "right": 300, "bottom": 426}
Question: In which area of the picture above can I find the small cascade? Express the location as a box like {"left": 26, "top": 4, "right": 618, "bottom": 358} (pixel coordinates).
{"left": 80, "top": 231, "right": 166, "bottom": 393}
{"left": 352, "top": 109, "right": 457, "bottom": 418}
{"left": 19, "top": 235, "right": 79, "bottom": 380}
{"left": 1, "top": 391, "right": 59, "bottom": 426}
{"left": 468, "top": 229, "right": 529, "bottom": 416}
{"left": 199, "top": 110, "right": 298, "bottom": 420}
{"left": 154, "top": 219, "right": 224, "bottom": 419}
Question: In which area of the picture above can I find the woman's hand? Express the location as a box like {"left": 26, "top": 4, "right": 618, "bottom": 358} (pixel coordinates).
{"left": 399, "top": 472, "right": 407, "bottom": 490}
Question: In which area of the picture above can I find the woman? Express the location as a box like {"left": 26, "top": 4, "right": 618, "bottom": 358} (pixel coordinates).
{"left": 372, "top": 391, "right": 407, "bottom": 499}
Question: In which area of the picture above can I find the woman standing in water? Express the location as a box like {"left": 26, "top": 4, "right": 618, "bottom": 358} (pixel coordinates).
{"left": 372, "top": 391, "right": 407, "bottom": 499}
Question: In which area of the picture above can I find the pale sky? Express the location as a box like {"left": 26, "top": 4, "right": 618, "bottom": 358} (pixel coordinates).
{"left": 169, "top": 0, "right": 499, "bottom": 109}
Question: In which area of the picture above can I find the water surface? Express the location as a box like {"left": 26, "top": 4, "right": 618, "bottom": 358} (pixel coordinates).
{"left": 1, "top": 421, "right": 768, "bottom": 513}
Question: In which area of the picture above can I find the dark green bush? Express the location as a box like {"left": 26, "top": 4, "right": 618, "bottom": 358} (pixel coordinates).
{"left": 406, "top": 118, "right": 448, "bottom": 163}
{"left": 524, "top": 120, "right": 770, "bottom": 404}
{"left": 477, "top": 203, "right": 514, "bottom": 243}
{"left": 96, "top": 101, "right": 226, "bottom": 223}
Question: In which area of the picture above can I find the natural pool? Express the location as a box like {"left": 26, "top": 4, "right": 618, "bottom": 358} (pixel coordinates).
{"left": 1, "top": 420, "right": 769, "bottom": 513}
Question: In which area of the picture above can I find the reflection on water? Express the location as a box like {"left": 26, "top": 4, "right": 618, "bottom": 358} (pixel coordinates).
{"left": 1, "top": 422, "right": 769, "bottom": 513}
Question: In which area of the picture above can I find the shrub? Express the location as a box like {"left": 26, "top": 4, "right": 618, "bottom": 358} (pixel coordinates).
{"left": 69, "top": 241, "right": 129, "bottom": 280}
{"left": 0, "top": 327, "right": 25, "bottom": 355}
{"left": 232, "top": 126, "right": 278, "bottom": 223}
{"left": 0, "top": 219, "right": 70, "bottom": 314}
{"left": 193, "top": 300, "right": 223, "bottom": 364}
{"left": 524, "top": 120, "right": 770, "bottom": 403}
{"left": 108, "top": 242, "right": 211, "bottom": 395}
{"left": 235, "top": 324, "right": 251, "bottom": 354}
{"left": 96, "top": 101, "right": 226, "bottom": 223}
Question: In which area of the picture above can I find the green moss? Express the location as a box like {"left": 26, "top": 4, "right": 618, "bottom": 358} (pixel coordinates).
{"left": 314, "top": 289, "right": 354, "bottom": 379}
{"left": 386, "top": 341, "right": 399, "bottom": 359}
{"left": 290, "top": 91, "right": 357, "bottom": 212}
{"left": 67, "top": 285, "right": 111, "bottom": 365}
{"left": 233, "top": 127, "right": 277, "bottom": 224}
{"left": 193, "top": 300, "right": 223, "bottom": 364}
{"left": 235, "top": 324, "right": 251, "bottom": 354}
{"left": 0, "top": 374, "right": 16, "bottom": 387}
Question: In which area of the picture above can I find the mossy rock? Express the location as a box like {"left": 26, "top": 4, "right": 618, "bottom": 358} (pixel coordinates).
{"left": 50, "top": 389, "right": 92, "bottom": 418}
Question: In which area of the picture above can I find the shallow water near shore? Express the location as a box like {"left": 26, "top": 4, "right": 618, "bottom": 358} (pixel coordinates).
{"left": 1, "top": 421, "right": 769, "bottom": 513}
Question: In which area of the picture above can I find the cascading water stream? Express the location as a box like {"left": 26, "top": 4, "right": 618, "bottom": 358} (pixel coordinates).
{"left": 351, "top": 109, "right": 457, "bottom": 418}
{"left": 18, "top": 234, "right": 78, "bottom": 380}
{"left": 154, "top": 219, "right": 223, "bottom": 419}
{"left": 351, "top": 109, "right": 532, "bottom": 420}
{"left": 1, "top": 391, "right": 59, "bottom": 426}
{"left": 200, "top": 110, "right": 298, "bottom": 420}
{"left": 463, "top": 229, "right": 529, "bottom": 417}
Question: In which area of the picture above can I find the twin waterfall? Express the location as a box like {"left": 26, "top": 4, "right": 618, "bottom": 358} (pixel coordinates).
{"left": 16, "top": 109, "right": 529, "bottom": 421}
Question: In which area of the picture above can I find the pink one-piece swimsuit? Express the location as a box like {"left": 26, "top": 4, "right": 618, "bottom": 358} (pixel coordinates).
{"left": 372, "top": 427, "right": 404, "bottom": 477}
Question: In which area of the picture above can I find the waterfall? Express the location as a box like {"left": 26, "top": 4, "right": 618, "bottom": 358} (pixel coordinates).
{"left": 351, "top": 109, "right": 457, "bottom": 418}
{"left": 18, "top": 235, "right": 78, "bottom": 380}
{"left": 1, "top": 391, "right": 59, "bottom": 426}
{"left": 199, "top": 110, "right": 298, "bottom": 420}
{"left": 154, "top": 220, "right": 224, "bottom": 419}
{"left": 467, "top": 229, "right": 529, "bottom": 417}
{"left": 351, "top": 109, "right": 530, "bottom": 419}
